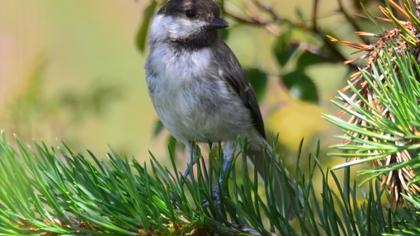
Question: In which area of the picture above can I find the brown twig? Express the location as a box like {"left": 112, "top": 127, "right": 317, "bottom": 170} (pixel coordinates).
{"left": 337, "top": 0, "right": 370, "bottom": 44}
{"left": 249, "top": 0, "right": 283, "bottom": 22}
{"left": 299, "top": 43, "right": 344, "bottom": 62}
{"left": 312, "top": 0, "right": 320, "bottom": 31}
{"left": 224, "top": 0, "right": 356, "bottom": 68}
{"left": 308, "top": 0, "right": 351, "bottom": 65}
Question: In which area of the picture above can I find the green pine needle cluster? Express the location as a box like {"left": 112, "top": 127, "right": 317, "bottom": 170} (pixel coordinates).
{"left": 0, "top": 134, "right": 418, "bottom": 235}
{"left": 326, "top": 48, "right": 420, "bottom": 201}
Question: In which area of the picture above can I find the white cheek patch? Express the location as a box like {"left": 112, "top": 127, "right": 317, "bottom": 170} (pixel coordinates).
{"left": 149, "top": 15, "right": 207, "bottom": 42}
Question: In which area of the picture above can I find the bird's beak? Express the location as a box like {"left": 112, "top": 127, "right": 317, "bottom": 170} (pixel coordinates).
{"left": 209, "top": 17, "right": 229, "bottom": 29}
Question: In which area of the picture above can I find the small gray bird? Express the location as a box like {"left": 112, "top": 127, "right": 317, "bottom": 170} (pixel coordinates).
{"left": 145, "top": 0, "right": 270, "bottom": 186}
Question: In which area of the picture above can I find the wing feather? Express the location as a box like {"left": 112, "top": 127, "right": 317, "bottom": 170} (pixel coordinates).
{"left": 211, "top": 41, "right": 266, "bottom": 139}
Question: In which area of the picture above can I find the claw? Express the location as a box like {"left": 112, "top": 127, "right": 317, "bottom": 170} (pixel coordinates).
{"left": 202, "top": 186, "right": 222, "bottom": 209}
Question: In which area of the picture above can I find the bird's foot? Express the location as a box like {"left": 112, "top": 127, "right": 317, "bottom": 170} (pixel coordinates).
{"left": 202, "top": 185, "right": 222, "bottom": 209}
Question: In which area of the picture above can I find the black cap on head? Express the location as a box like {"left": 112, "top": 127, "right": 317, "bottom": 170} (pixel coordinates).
{"left": 154, "top": 0, "right": 228, "bottom": 48}
{"left": 159, "top": 0, "right": 227, "bottom": 28}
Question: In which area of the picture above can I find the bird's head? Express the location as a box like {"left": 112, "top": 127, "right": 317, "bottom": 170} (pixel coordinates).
{"left": 149, "top": 0, "right": 228, "bottom": 48}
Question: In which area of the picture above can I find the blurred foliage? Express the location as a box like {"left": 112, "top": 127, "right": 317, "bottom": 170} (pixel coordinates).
{"left": 136, "top": 0, "right": 159, "bottom": 53}
{"left": 0, "top": 57, "right": 123, "bottom": 145}
{"left": 244, "top": 68, "right": 268, "bottom": 101}
{"left": 282, "top": 71, "right": 319, "bottom": 103}
{"left": 0, "top": 1, "right": 156, "bottom": 156}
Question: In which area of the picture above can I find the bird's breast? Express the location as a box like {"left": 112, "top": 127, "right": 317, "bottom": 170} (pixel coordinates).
{"left": 145, "top": 44, "right": 252, "bottom": 142}
{"left": 146, "top": 44, "right": 216, "bottom": 110}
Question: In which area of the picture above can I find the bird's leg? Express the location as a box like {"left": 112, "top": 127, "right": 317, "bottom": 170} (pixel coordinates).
{"left": 213, "top": 141, "right": 235, "bottom": 206}
{"left": 182, "top": 142, "right": 197, "bottom": 180}
{"left": 221, "top": 141, "right": 235, "bottom": 178}
{"left": 172, "top": 142, "right": 199, "bottom": 206}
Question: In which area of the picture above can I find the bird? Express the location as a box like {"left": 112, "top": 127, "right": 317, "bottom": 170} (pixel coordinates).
{"left": 145, "top": 0, "right": 273, "bottom": 196}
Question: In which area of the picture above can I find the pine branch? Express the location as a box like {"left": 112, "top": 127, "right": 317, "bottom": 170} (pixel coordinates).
{"left": 326, "top": 47, "right": 420, "bottom": 203}
{"left": 326, "top": 0, "right": 420, "bottom": 205}
{"left": 0, "top": 135, "right": 418, "bottom": 235}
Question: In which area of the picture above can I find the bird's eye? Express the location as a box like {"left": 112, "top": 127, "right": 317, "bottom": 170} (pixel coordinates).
{"left": 185, "top": 9, "right": 196, "bottom": 18}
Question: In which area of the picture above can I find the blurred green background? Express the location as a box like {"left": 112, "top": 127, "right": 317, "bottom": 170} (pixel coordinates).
{"left": 0, "top": 0, "right": 356, "bottom": 162}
